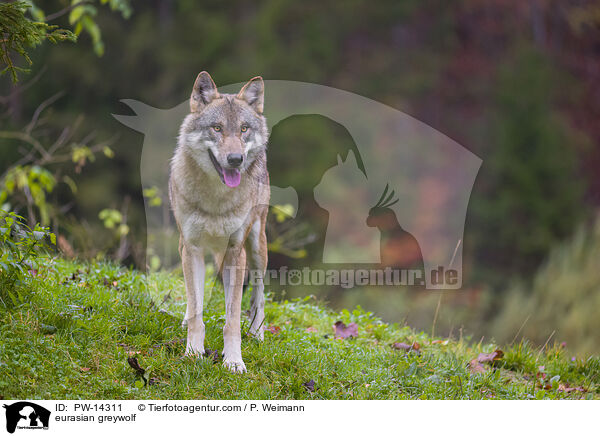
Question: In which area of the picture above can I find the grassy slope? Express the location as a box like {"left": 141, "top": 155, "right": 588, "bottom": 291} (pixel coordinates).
{"left": 0, "top": 258, "right": 598, "bottom": 400}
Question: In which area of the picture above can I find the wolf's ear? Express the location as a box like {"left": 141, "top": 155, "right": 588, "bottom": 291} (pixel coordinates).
{"left": 190, "top": 71, "right": 219, "bottom": 112}
{"left": 237, "top": 76, "right": 264, "bottom": 113}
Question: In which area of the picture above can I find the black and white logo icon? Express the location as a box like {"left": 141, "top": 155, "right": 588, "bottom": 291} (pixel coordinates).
{"left": 2, "top": 402, "right": 50, "bottom": 434}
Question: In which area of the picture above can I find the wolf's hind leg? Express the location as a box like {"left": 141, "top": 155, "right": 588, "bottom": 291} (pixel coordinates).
{"left": 246, "top": 217, "right": 267, "bottom": 341}
{"left": 182, "top": 244, "right": 205, "bottom": 356}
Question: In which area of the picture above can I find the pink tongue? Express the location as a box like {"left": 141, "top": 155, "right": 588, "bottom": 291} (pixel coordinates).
{"left": 223, "top": 168, "right": 241, "bottom": 187}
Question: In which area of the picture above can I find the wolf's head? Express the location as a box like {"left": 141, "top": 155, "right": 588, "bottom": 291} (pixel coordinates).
{"left": 177, "top": 71, "right": 268, "bottom": 188}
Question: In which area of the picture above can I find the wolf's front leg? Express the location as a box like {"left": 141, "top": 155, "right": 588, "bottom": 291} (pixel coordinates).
{"left": 246, "top": 218, "right": 267, "bottom": 340}
{"left": 182, "top": 244, "right": 205, "bottom": 356}
{"left": 221, "top": 245, "right": 247, "bottom": 373}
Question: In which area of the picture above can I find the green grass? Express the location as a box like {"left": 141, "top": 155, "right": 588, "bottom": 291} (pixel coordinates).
{"left": 0, "top": 257, "right": 598, "bottom": 399}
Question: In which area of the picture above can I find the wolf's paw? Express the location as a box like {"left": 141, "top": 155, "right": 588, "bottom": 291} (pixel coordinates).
{"left": 223, "top": 357, "right": 246, "bottom": 373}
{"left": 185, "top": 344, "right": 205, "bottom": 357}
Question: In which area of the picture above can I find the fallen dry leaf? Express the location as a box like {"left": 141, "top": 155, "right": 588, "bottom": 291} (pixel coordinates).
{"left": 558, "top": 384, "right": 574, "bottom": 393}
{"left": 127, "top": 357, "right": 145, "bottom": 376}
{"left": 391, "top": 342, "right": 421, "bottom": 353}
{"left": 127, "top": 356, "right": 148, "bottom": 386}
{"left": 431, "top": 339, "right": 449, "bottom": 345}
{"left": 303, "top": 380, "right": 316, "bottom": 392}
{"left": 333, "top": 321, "right": 358, "bottom": 339}
{"left": 266, "top": 325, "right": 281, "bottom": 335}
{"left": 468, "top": 349, "right": 504, "bottom": 373}
{"left": 558, "top": 383, "right": 587, "bottom": 393}
{"left": 80, "top": 367, "right": 91, "bottom": 372}
{"left": 102, "top": 277, "right": 119, "bottom": 287}
{"left": 468, "top": 359, "right": 487, "bottom": 374}
{"left": 477, "top": 349, "right": 504, "bottom": 363}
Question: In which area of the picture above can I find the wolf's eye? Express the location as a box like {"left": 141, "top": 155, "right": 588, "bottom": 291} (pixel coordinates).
{"left": 213, "top": 125, "right": 222, "bottom": 132}
{"left": 241, "top": 125, "right": 248, "bottom": 133}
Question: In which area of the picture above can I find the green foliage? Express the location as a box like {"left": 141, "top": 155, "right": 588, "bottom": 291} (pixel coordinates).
{"left": 99, "top": 208, "right": 129, "bottom": 236}
{"left": 0, "top": 0, "right": 132, "bottom": 82}
{"left": 0, "top": 1, "right": 76, "bottom": 82}
{"left": 0, "top": 258, "right": 597, "bottom": 399}
{"left": 69, "top": 0, "right": 133, "bottom": 56}
{"left": 0, "top": 212, "right": 55, "bottom": 308}
{"left": 271, "top": 204, "right": 295, "bottom": 223}
{"left": 0, "top": 165, "right": 56, "bottom": 225}
{"left": 267, "top": 204, "right": 311, "bottom": 259}
{"left": 71, "top": 144, "right": 96, "bottom": 168}
{"left": 491, "top": 215, "right": 600, "bottom": 357}
{"left": 143, "top": 187, "right": 162, "bottom": 207}
{"left": 0, "top": 129, "right": 115, "bottom": 227}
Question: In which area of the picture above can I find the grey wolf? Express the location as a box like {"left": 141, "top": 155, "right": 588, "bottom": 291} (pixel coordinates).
{"left": 169, "top": 71, "right": 269, "bottom": 373}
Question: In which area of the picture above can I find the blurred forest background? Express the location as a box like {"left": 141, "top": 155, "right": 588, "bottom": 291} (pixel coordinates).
{"left": 1, "top": 0, "right": 600, "bottom": 355}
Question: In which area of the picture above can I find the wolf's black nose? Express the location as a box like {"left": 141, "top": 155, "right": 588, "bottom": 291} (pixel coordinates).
{"left": 227, "top": 153, "right": 244, "bottom": 167}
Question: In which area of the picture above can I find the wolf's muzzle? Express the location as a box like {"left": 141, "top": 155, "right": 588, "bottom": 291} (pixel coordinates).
{"left": 208, "top": 148, "right": 242, "bottom": 188}
{"left": 227, "top": 153, "right": 244, "bottom": 167}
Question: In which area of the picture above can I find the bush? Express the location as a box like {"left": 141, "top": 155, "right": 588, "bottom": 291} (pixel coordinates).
{"left": 0, "top": 212, "right": 55, "bottom": 307}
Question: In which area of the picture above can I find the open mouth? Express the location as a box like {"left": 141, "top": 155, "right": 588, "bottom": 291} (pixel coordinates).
{"left": 208, "top": 149, "right": 241, "bottom": 188}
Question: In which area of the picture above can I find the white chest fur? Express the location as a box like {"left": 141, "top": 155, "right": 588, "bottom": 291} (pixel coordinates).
{"left": 172, "top": 171, "right": 255, "bottom": 251}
